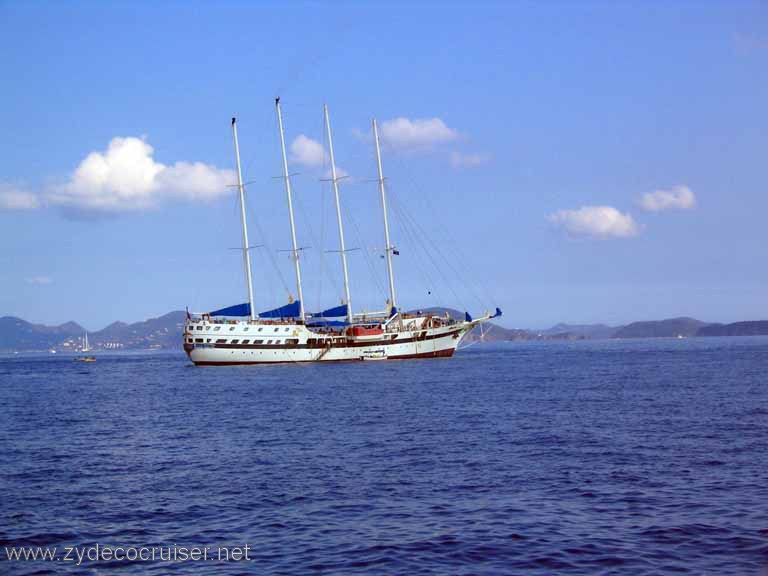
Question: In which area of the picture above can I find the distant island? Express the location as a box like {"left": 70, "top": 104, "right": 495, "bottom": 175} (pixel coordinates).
{"left": 1, "top": 311, "right": 768, "bottom": 353}
{"left": 0, "top": 312, "right": 186, "bottom": 352}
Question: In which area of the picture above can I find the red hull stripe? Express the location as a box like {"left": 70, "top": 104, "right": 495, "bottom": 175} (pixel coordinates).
{"left": 191, "top": 347, "right": 455, "bottom": 366}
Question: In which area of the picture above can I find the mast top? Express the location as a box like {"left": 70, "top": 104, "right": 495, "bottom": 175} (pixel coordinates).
{"left": 231, "top": 117, "right": 236, "bottom": 125}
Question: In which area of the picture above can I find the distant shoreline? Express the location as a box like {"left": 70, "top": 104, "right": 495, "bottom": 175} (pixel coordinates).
{"left": 3, "top": 312, "right": 768, "bottom": 353}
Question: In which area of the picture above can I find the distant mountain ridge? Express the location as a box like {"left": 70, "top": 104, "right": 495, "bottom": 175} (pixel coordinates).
{"left": 612, "top": 317, "right": 709, "bottom": 339}
{"left": 697, "top": 321, "right": 768, "bottom": 337}
{"left": 0, "top": 316, "right": 85, "bottom": 350}
{"left": 539, "top": 323, "right": 619, "bottom": 340}
{"left": 0, "top": 312, "right": 185, "bottom": 352}
{"left": 2, "top": 312, "right": 768, "bottom": 352}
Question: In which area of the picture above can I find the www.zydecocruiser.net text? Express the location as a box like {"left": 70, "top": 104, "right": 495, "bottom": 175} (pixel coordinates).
{"left": 4, "top": 544, "right": 252, "bottom": 566}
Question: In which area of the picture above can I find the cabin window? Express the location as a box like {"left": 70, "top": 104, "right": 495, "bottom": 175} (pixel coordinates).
{"left": 254, "top": 339, "right": 263, "bottom": 344}
{"left": 274, "top": 327, "right": 279, "bottom": 333}
{"left": 195, "top": 338, "right": 203, "bottom": 343}
{"left": 187, "top": 338, "right": 193, "bottom": 343}
{"left": 216, "top": 339, "right": 226, "bottom": 344}
{"left": 229, "top": 327, "right": 235, "bottom": 331}
{"left": 242, "top": 340, "right": 250, "bottom": 344}
{"left": 231, "top": 339, "right": 239, "bottom": 344}
{"left": 206, "top": 338, "right": 211, "bottom": 343}
{"left": 258, "top": 327, "right": 263, "bottom": 332}
{"left": 197, "top": 326, "right": 203, "bottom": 330}
{"left": 214, "top": 326, "right": 221, "bottom": 331}
{"left": 244, "top": 327, "right": 249, "bottom": 332}
{"left": 284, "top": 327, "right": 289, "bottom": 332}
{"left": 287, "top": 338, "right": 299, "bottom": 345}
{"left": 267, "top": 340, "right": 273, "bottom": 344}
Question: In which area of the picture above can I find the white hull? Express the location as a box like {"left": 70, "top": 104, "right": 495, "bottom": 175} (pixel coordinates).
{"left": 184, "top": 316, "right": 471, "bottom": 365}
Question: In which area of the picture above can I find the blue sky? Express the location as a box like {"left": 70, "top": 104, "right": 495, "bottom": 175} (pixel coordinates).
{"left": 1, "top": 1, "right": 766, "bottom": 330}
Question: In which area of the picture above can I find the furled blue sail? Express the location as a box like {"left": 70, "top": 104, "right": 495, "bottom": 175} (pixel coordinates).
{"left": 209, "top": 303, "right": 251, "bottom": 317}
{"left": 310, "top": 304, "right": 349, "bottom": 318}
{"left": 259, "top": 301, "right": 301, "bottom": 319}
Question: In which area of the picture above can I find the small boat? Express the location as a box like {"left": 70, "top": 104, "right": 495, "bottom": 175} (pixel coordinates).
{"left": 361, "top": 348, "right": 387, "bottom": 360}
{"left": 75, "top": 332, "right": 96, "bottom": 361}
{"left": 82, "top": 331, "right": 92, "bottom": 352}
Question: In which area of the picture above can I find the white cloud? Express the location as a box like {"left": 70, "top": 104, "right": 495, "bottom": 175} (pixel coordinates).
{"left": 450, "top": 151, "right": 488, "bottom": 169}
{"left": 548, "top": 205, "right": 640, "bottom": 239}
{"left": 156, "top": 161, "right": 235, "bottom": 201}
{"left": 0, "top": 184, "right": 40, "bottom": 210}
{"left": 25, "top": 276, "right": 52, "bottom": 285}
{"left": 639, "top": 185, "right": 696, "bottom": 212}
{"left": 379, "top": 117, "right": 458, "bottom": 150}
{"left": 290, "top": 134, "right": 352, "bottom": 180}
{"left": 47, "top": 137, "right": 234, "bottom": 212}
{"left": 290, "top": 134, "right": 327, "bottom": 167}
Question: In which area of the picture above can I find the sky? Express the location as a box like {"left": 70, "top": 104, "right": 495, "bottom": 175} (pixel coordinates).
{"left": 1, "top": 1, "right": 767, "bottom": 330}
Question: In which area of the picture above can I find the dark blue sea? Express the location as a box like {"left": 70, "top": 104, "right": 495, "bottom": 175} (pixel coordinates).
{"left": 2, "top": 338, "right": 767, "bottom": 575}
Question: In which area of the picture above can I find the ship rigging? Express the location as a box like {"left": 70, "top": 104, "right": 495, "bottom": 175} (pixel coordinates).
{"left": 183, "top": 99, "right": 501, "bottom": 365}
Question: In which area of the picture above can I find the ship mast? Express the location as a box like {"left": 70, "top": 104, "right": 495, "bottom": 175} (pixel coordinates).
{"left": 231, "top": 118, "right": 256, "bottom": 321}
{"left": 324, "top": 104, "right": 353, "bottom": 325}
{"left": 275, "top": 98, "right": 306, "bottom": 322}
{"left": 372, "top": 119, "right": 397, "bottom": 314}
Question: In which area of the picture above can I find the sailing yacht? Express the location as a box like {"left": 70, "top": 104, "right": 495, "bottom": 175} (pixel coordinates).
{"left": 183, "top": 99, "right": 500, "bottom": 365}
{"left": 75, "top": 331, "right": 96, "bottom": 362}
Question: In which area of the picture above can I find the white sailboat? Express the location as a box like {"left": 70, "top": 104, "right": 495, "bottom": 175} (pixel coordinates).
{"left": 75, "top": 331, "right": 96, "bottom": 362}
{"left": 184, "top": 99, "right": 501, "bottom": 365}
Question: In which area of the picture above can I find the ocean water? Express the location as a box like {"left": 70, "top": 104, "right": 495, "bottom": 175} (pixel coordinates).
{"left": 1, "top": 337, "right": 767, "bottom": 575}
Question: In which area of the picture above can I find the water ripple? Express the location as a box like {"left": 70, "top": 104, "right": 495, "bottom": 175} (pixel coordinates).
{"left": 2, "top": 338, "right": 768, "bottom": 574}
